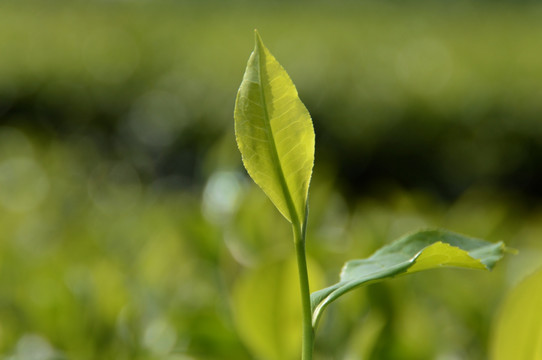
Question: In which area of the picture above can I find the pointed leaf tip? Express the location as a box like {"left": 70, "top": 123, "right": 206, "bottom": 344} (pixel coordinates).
{"left": 254, "top": 30, "right": 262, "bottom": 51}
{"left": 253, "top": 30, "right": 267, "bottom": 61}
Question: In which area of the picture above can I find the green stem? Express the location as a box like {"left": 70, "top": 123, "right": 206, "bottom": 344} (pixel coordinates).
{"left": 294, "top": 223, "right": 313, "bottom": 360}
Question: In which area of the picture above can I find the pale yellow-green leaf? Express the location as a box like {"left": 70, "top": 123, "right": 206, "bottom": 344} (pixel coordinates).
{"left": 491, "top": 267, "right": 542, "bottom": 360}
{"left": 234, "top": 31, "right": 314, "bottom": 225}
{"left": 232, "top": 256, "right": 324, "bottom": 360}
{"left": 407, "top": 241, "right": 487, "bottom": 273}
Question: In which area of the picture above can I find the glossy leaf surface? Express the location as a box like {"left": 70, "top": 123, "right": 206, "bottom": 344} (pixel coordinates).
{"left": 234, "top": 31, "right": 314, "bottom": 225}
{"left": 311, "top": 229, "right": 506, "bottom": 327}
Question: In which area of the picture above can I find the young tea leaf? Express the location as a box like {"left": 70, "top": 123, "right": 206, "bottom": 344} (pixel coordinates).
{"left": 310, "top": 229, "right": 506, "bottom": 327}
{"left": 234, "top": 31, "right": 315, "bottom": 226}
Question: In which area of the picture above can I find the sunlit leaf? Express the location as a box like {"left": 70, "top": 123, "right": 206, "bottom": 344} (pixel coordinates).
{"left": 234, "top": 30, "right": 314, "bottom": 226}
{"left": 490, "top": 266, "right": 542, "bottom": 360}
{"left": 311, "top": 229, "right": 506, "bottom": 327}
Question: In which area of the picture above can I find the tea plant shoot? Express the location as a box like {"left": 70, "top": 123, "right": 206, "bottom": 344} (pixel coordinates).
{"left": 234, "top": 30, "right": 507, "bottom": 360}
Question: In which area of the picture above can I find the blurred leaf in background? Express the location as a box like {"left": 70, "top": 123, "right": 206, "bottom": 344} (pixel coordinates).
{"left": 232, "top": 256, "right": 324, "bottom": 360}
{"left": 490, "top": 267, "right": 542, "bottom": 360}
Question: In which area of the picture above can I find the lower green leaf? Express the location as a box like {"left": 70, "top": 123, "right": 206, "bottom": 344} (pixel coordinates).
{"left": 311, "top": 229, "right": 506, "bottom": 327}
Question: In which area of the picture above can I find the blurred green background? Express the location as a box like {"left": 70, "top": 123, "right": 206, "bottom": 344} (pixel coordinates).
{"left": 1, "top": 0, "right": 542, "bottom": 359}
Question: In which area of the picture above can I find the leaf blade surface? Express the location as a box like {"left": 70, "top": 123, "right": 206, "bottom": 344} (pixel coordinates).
{"left": 234, "top": 31, "right": 314, "bottom": 225}
{"left": 311, "top": 229, "right": 506, "bottom": 327}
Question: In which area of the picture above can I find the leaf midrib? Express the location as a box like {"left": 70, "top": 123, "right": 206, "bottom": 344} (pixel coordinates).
{"left": 255, "top": 37, "right": 301, "bottom": 229}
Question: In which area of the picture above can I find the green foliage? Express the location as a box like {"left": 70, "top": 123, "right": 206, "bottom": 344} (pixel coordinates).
{"left": 0, "top": 128, "right": 532, "bottom": 359}
{"left": 235, "top": 32, "right": 318, "bottom": 359}
{"left": 234, "top": 31, "right": 314, "bottom": 226}
{"left": 1, "top": 2, "right": 539, "bottom": 359}
{"left": 490, "top": 267, "right": 542, "bottom": 360}
{"left": 233, "top": 31, "right": 509, "bottom": 360}
{"left": 311, "top": 230, "right": 506, "bottom": 327}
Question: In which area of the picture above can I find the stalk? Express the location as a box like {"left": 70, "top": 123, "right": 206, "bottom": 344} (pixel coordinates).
{"left": 293, "top": 221, "right": 313, "bottom": 360}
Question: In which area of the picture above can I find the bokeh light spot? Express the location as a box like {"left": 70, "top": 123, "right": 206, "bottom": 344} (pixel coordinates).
{"left": 143, "top": 318, "right": 177, "bottom": 356}
{"left": 13, "top": 334, "right": 56, "bottom": 360}
{"left": 202, "top": 171, "right": 243, "bottom": 223}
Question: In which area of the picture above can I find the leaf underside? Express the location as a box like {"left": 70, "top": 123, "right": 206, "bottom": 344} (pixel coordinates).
{"left": 311, "top": 229, "right": 506, "bottom": 327}
{"left": 234, "top": 30, "right": 314, "bottom": 225}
